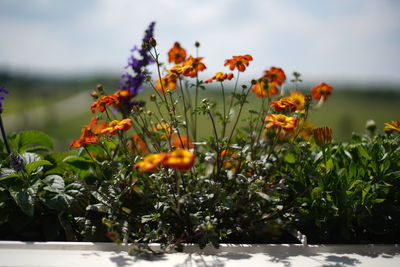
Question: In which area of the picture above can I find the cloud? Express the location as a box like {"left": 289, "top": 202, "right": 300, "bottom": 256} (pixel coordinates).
{"left": 0, "top": 0, "right": 399, "bottom": 85}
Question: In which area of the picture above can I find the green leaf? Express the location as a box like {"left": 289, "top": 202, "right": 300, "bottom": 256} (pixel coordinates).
{"left": 43, "top": 175, "right": 65, "bottom": 193}
{"left": 63, "top": 156, "right": 94, "bottom": 169}
{"left": 357, "top": 145, "right": 371, "bottom": 160}
{"left": 44, "top": 193, "right": 72, "bottom": 210}
{"left": 26, "top": 160, "right": 52, "bottom": 175}
{"left": 311, "top": 187, "right": 323, "bottom": 200}
{"left": 284, "top": 152, "right": 296, "bottom": 164}
{"left": 18, "top": 130, "right": 53, "bottom": 152}
{"left": 9, "top": 187, "right": 35, "bottom": 216}
{"left": 372, "top": 198, "right": 385, "bottom": 203}
{"left": 256, "top": 191, "right": 271, "bottom": 201}
{"left": 0, "top": 168, "right": 19, "bottom": 181}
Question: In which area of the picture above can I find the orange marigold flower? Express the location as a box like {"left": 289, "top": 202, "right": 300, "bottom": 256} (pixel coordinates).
{"left": 205, "top": 72, "right": 234, "bottom": 83}
{"left": 263, "top": 67, "right": 286, "bottom": 86}
{"left": 296, "top": 121, "right": 315, "bottom": 141}
{"left": 165, "top": 64, "right": 194, "bottom": 80}
{"left": 313, "top": 127, "right": 333, "bottom": 146}
{"left": 171, "top": 134, "right": 194, "bottom": 149}
{"left": 90, "top": 94, "right": 120, "bottom": 113}
{"left": 70, "top": 127, "right": 98, "bottom": 149}
{"left": 101, "top": 118, "right": 132, "bottom": 135}
{"left": 153, "top": 121, "right": 173, "bottom": 139}
{"left": 265, "top": 114, "right": 298, "bottom": 132}
{"left": 155, "top": 77, "right": 177, "bottom": 94}
{"left": 134, "top": 153, "right": 166, "bottom": 172}
{"left": 224, "top": 54, "right": 253, "bottom": 72}
{"left": 384, "top": 120, "right": 400, "bottom": 134}
{"left": 127, "top": 134, "right": 149, "bottom": 154}
{"left": 311, "top": 82, "right": 333, "bottom": 101}
{"left": 163, "top": 149, "right": 195, "bottom": 171}
{"left": 168, "top": 42, "right": 187, "bottom": 64}
{"left": 271, "top": 97, "right": 297, "bottom": 113}
{"left": 70, "top": 118, "right": 108, "bottom": 149}
{"left": 183, "top": 56, "right": 207, "bottom": 77}
{"left": 220, "top": 149, "right": 239, "bottom": 171}
{"left": 289, "top": 91, "right": 305, "bottom": 110}
{"left": 251, "top": 78, "right": 279, "bottom": 98}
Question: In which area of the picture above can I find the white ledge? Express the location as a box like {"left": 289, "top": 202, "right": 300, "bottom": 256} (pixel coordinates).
{"left": 0, "top": 241, "right": 399, "bottom": 267}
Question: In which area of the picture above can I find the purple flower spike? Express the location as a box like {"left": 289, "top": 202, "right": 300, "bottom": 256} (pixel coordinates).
{"left": 0, "top": 86, "right": 9, "bottom": 114}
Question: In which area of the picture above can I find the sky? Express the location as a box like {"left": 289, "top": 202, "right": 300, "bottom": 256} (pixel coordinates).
{"left": 0, "top": 0, "right": 400, "bottom": 86}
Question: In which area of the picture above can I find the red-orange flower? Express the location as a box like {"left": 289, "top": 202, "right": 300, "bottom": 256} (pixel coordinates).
{"left": 251, "top": 78, "right": 279, "bottom": 98}
{"left": 155, "top": 77, "right": 177, "bottom": 94}
{"left": 205, "top": 72, "right": 234, "bottom": 83}
{"left": 168, "top": 42, "right": 187, "bottom": 64}
{"left": 164, "top": 64, "right": 194, "bottom": 80}
{"left": 171, "top": 134, "right": 194, "bottom": 149}
{"left": 101, "top": 118, "right": 132, "bottom": 135}
{"left": 271, "top": 97, "right": 297, "bottom": 112}
{"left": 224, "top": 55, "right": 253, "bottom": 72}
{"left": 127, "top": 134, "right": 149, "bottom": 154}
{"left": 265, "top": 114, "right": 298, "bottom": 132}
{"left": 134, "top": 153, "right": 166, "bottom": 172}
{"left": 289, "top": 91, "right": 305, "bottom": 110}
{"left": 90, "top": 94, "right": 120, "bottom": 113}
{"left": 183, "top": 56, "right": 207, "bottom": 77}
{"left": 263, "top": 67, "right": 286, "bottom": 85}
{"left": 311, "top": 82, "right": 333, "bottom": 101}
{"left": 163, "top": 149, "right": 195, "bottom": 171}
{"left": 70, "top": 118, "right": 108, "bottom": 149}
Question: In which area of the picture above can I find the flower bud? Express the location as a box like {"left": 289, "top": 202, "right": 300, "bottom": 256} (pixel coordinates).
{"left": 96, "top": 84, "right": 104, "bottom": 94}
{"left": 313, "top": 127, "right": 332, "bottom": 147}
{"left": 195, "top": 41, "right": 200, "bottom": 48}
{"left": 148, "top": 37, "right": 157, "bottom": 47}
{"left": 365, "top": 119, "right": 376, "bottom": 136}
{"left": 150, "top": 94, "right": 157, "bottom": 102}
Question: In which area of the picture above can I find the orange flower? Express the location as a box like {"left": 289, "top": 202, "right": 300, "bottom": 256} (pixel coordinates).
{"left": 168, "top": 42, "right": 187, "bottom": 64}
{"left": 163, "top": 149, "right": 195, "bottom": 171}
{"left": 90, "top": 94, "right": 120, "bottom": 113}
{"left": 70, "top": 118, "right": 108, "bottom": 149}
{"left": 313, "top": 127, "right": 333, "bottom": 146}
{"left": 289, "top": 91, "right": 305, "bottom": 110}
{"left": 311, "top": 82, "right": 333, "bottom": 101}
{"left": 70, "top": 127, "right": 98, "bottom": 149}
{"left": 220, "top": 149, "right": 239, "bottom": 171}
{"left": 134, "top": 153, "right": 166, "bottom": 172}
{"left": 271, "top": 97, "right": 297, "bottom": 112}
{"left": 296, "top": 121, "right": 315, "bottom": 141}
{"left": 164, "top": 64, "right": 194, "bottom": 80}
{"left": 101, "top": 118, "right": 132, "bottom": 135}
{"left": 127, "top": 134, "right": 149, "bottom": 154}
{"left": 265, "top": 114, "right": 298, "bottom": 132}
{"left": 224, "top": 55, "right": 253, "bottom": 72}
{"left": 205, "top": 72, "right": 234, "bottom": 83}
{"left": 263, "top": 67, "right": 286, "bottom": 86}
{"left": 171, "top": 134, "right": 194, "bottom": 149}
{"left": 251, "top": 78, "right": 279, "bottom": 98}
{"left": 183, "top": 56, "right": 207, "bottom": 77}
{"left": 155, "top": 77, "right": 177, "bottom": 94}
{"left": 384, "top": 120, "right": 400, "bottom": 134}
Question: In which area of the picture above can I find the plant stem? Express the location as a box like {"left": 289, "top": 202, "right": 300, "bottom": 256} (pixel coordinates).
{"left": 0, "top": 115, "right": 11, "bottom": 154}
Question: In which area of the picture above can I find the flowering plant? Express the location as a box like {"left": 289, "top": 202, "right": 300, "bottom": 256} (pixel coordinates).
{"left": 0, "top": 23, "right": 399, "bottom": 250}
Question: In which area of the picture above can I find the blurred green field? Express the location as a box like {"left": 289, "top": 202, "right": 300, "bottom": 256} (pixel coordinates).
{"left": 1, "top": 73, "right": 399, "bottom": 151}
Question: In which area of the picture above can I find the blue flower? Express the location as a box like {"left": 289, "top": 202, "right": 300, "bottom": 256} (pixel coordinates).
{"left": 0, "top": 86, "right": 9, "bottom": 114}
{"left": 119, "top": 22, "right": 156, "bottom": 98}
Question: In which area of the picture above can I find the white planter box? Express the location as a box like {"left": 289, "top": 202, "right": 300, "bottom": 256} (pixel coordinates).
{"left": 0, "top": 241, "right": 399, "bottom": 267}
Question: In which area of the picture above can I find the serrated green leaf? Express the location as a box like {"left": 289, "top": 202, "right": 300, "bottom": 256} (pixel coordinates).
{"left": 26, "top": 160, "right": 52, "bottom": 175}
{"left": 63, "top": 156, "right": 94, "bottom": 169}
{"left": 18, "top": 130, "right": 53, "bottom": 152}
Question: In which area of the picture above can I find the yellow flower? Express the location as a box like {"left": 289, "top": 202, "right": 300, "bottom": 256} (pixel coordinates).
{"left": 101, "top": 119, "right": 132, "bottom": 135}
{"left": 384, "top": 120, "right": 400, "bottom": 134}
{"left": 289, "top": 91, "right": 305, "bottom": 110}
{"left": 163, "top": 149, "right": 195, "bottom": 171}
{"left": 265, "top": 114, "right": 298, "bottom": 132}
{"left": 134, "top": 153, "right": 166, "bottom": 172}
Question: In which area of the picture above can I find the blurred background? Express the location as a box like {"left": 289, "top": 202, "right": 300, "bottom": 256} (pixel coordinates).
{"left": 0, "top": 0, "right": 399, "bottom": 150}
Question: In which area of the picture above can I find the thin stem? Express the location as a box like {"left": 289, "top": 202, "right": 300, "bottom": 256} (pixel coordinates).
{"left": 220, "top": 82, "right": 227, "bottom": 138}
{"left": 0, "top": 115, "right": 11, "bottom": 154}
